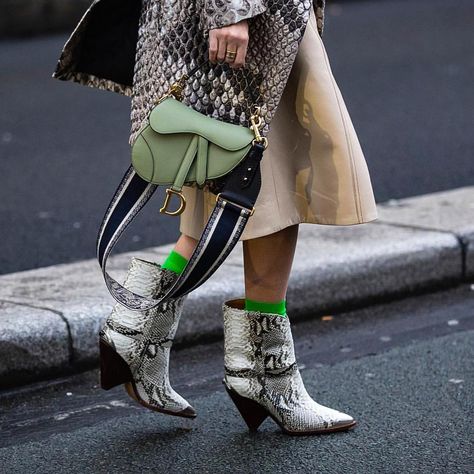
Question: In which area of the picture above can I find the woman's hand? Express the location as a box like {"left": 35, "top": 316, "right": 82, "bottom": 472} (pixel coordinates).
{"left": 208, "top": 20, "right": 249, "bottom": 69}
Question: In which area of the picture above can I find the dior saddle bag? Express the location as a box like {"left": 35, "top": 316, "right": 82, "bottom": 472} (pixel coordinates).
{"left": 97, "top": 60, "right": 268, "bottom": 311}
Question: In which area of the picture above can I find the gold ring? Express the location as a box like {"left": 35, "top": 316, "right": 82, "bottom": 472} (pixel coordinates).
{"left": 225, "top": 50, "right": 237, "bottom": 60}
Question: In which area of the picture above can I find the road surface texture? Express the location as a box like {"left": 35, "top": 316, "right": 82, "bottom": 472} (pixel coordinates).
{"left": 0, "top": 0, "right": 473, "bottom": 274}
{"left": 1, "top": 285, "right": 473, "bottom": 473}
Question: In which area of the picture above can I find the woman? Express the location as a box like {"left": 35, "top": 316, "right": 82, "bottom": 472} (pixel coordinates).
{"left": 53, "top": 0, "right": 377, "bottom": 434}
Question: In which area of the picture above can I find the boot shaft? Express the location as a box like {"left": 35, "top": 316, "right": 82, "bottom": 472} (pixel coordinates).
{"left": 223, "top": 299, "right": 296, "bottom": 376}
{"left": 101, "top": 257, "right": 186, "bottom": 364}
{"left": 120, "top": 258, "right": 164, "bottom": 297}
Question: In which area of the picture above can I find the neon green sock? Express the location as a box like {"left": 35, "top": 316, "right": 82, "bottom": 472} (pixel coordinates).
{"left": 161, "top": 250, "right": 188, "bottom": 275}
{"left": 244, "top": 298, "right": 287, "bottom": 317}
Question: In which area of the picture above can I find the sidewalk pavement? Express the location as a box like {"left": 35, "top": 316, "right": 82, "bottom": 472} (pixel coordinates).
{"left": 1, "top": 186, "right": 473, "bottom": 388}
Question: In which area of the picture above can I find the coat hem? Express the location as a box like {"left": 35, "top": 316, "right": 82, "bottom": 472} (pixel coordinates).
{"left": 179, "top": 210, "right": 380, "bottom": 242}
{"left": 52, "top": 70, "right": 132, "bottom": 97}
{"left": 241, "top": 211, "right": 380, "bottom": 240}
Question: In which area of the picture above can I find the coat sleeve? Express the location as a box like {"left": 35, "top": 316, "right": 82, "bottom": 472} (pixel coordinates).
{"left": 201, "top": 0, "right": 267, "bottom": 30}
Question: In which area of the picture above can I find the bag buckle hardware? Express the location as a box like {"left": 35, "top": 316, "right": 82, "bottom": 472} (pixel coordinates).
{"left": 160, "top": 188, "right": 187, "bottom": 216}
{"left": 216, "top": 193, "right": 255, "bottom": 217}
{"left": 154, "top": 75, "right": 189, "bottom": 105}
{"left": 168, "top": 75, "right": 188, "bottom": 101}
{"left": 250, "top": 106, "right": 268, "bottom": 149}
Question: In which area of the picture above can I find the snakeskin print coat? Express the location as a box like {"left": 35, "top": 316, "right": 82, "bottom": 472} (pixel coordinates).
{"left": 52, "top": 0, "right": 326, "bottom": 137}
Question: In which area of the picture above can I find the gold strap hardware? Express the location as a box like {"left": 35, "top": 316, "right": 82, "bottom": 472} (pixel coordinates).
{"left": 216, "top": 193, "right": 255, "bottom": 217}
{"left": 160, "top": 188, "right": 187, "bottom": 216}
{"left": 154, "top": 75, "right": 189, "bottom": 105}
{"left": 249, "top": 106, "right": 268, "bottom": 149}
{"left": 168, "top": 75, "right": 188, "bottom": 101}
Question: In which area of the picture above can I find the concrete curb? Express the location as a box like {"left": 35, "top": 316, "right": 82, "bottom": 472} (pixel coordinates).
{"left": 1, "top": 186, "right": 473, "bottom": 388}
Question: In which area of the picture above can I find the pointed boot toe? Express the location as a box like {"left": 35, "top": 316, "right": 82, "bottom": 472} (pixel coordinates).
{"left": 331, "top": 412, "right": 356, "bottom": 430}
{"left": 179, "top": 406, "right": 197, "bottom": 419}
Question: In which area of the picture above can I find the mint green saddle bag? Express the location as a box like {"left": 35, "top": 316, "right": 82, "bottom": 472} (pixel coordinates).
{"left": 131, "top": 80, "right": 266, "bottom": 216}
{"left": 97, "top": 65, "right": 268, "bottom": 312}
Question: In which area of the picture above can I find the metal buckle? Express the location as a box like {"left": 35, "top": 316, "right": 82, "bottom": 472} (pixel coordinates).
{"left": 160, "top": 188, "right": 186, "bottom": 216}
{"left": 250, "top": 107, "right": 268, "bottom": 149}
{"left": 154, "top": 75, "right": 189, "bottom": 105}
{"left": 216, "top": 193, "right": 255, "bottom": 216}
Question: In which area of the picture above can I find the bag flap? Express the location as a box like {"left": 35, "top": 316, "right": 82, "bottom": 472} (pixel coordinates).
{"left": 149, "top": 97, "right": 254, "bottom": 151}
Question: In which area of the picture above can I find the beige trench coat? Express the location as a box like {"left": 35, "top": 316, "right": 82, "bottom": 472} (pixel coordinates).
{"left": 179, "top": 7, "right": 378, "bottom": 241}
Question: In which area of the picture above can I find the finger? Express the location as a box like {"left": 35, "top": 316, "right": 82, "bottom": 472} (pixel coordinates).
{"left": 208, "top": 31, "right": 218, "bottom": 63}
{"left": 216, "top": 34, "right": 228, "bottom": 62}
{"left": 229, "top": 43, "right": 247, "bottom": 69}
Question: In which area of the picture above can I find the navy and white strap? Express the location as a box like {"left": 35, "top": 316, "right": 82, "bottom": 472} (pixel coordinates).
{"left": 97, "top": 142, "right": 264, "bottom": 311}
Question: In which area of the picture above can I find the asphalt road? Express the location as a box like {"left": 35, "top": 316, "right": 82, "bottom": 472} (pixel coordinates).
{"left": 0, "top": 0, "right": 473, "bottom": 274}
{"left": 0, "top": 285, "right": 473, "bottom": 473}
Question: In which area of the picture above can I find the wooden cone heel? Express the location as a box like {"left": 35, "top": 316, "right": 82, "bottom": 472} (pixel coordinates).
{"left": 224, "top": 383, "right": 268, "bottom": 432}
{"left": 99, "top": 339, "right": 133, "bottom": 390}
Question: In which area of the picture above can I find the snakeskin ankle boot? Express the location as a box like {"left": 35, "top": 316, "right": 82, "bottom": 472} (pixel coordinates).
{"left": 222, "top": 298, "right": 356, "bottom": 434}
{"left": 99, "top": 257, "right": 195, "bottom": 418}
